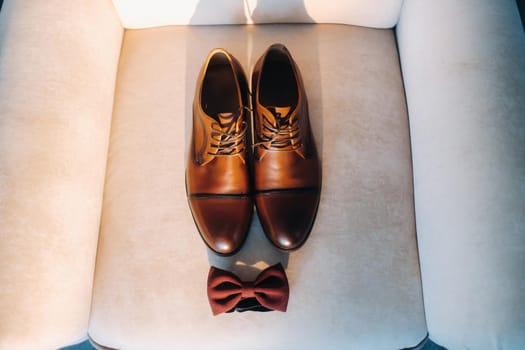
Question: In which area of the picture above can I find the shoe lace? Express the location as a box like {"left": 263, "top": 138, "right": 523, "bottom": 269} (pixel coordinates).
{"left": 208, "top": 111, "right": 247, "bottom": 156}
{"left": 255, "top": 107, "right": 302, "bottom": 151}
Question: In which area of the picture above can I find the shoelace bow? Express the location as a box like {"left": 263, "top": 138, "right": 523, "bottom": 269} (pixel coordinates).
{"left": 255, "top": 107, "right": 302, "bottom": 151}
{"left": 209, "top": 111, "right": 247, "bottom": 156}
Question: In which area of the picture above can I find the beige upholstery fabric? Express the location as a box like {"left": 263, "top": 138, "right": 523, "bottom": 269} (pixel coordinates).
{"left": 397, "top": 0, "right": 525, "bottom": 349}
{"left": 0, "top": 0, "right": 123, "bottom": 349}
{"left": 111, "top": 0, "right": 403, "bottom": 29}
{"left": 89, "top": 24, "right": 426, "bottom": 349}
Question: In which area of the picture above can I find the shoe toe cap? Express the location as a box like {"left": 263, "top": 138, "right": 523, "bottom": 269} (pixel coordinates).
{"left": 189, "top": 196, "right": 252, "bottom": 255}
{"left": 256, "top": 190, "right": 320, "bottom": 250}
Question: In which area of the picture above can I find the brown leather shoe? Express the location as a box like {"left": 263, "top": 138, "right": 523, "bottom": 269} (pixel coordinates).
{"left": 251, "top": 44, "right": 321, "bottom": 250}
{"left": 186, "top": 49, "right": 252, "bottom": 255}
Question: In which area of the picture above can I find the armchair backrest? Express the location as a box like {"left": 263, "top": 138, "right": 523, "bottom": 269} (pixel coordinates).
{"left": 112, "top": 0, "right": 403, "bottom": 29}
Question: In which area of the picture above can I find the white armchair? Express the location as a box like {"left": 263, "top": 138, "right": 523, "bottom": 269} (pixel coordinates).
{"left": 1, "top": 1, "right": 524, "bottom": 349}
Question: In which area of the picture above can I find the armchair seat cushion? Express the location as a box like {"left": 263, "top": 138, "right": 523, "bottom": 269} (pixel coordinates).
{"left": 88, "top": 24, "right": 427, "bottom": 350}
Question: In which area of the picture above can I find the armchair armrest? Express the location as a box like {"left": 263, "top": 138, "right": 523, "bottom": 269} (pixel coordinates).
{"left": 396, "top": 0, "right": 525, "bottom": 348}
{"left": 0, "top": 0, "right": 122, "bottom": 348}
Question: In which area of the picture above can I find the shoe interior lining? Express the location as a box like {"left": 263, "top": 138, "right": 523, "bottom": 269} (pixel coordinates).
{"left": 202, "top": 53, "right": 239, "bottom": 119}
{"left": 259, "top": 50, "right": 298, "bottom": 109}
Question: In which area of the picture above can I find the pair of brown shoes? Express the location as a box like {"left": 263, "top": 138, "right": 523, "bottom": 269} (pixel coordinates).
{"left": 186, "top": 44, "right": 321, "bottom": 256}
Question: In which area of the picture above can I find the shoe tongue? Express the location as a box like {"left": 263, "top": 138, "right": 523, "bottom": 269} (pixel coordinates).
{"left": 217, "top": 112, "right": 236, "bottom": 128}
{"left": 266, "top": 106, "right": 293, "bottom": 128}
{"left": 268, "top": 106, "right": 292, "bottom": 118}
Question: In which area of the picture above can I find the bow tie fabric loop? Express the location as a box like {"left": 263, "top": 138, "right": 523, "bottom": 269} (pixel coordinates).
{"left": 240, "top": 281, "right": 256, "bottom": 298}
{"left": 207, "top": 263, "right": 289, "bottom": 316}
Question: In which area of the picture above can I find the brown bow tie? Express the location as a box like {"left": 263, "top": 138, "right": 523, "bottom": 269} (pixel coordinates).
{"left": 207, "top": 263, "right": 289, "bottom": 315}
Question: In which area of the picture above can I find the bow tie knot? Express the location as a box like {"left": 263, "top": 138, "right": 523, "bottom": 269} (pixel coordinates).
{"left": 240, "top": 281, "right": 256, "bottom": 299}
{"left": 207, "top": 263, "right": 289, "bottom": 315}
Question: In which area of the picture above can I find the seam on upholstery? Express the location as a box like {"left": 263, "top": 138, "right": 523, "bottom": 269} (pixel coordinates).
{"left": 400, "top": 333, "right": 429, "bottom": 350}
{"left": 87, "top": 24, "right": 126, "bottom": 335}
{"left": 394, "top": 0, "right": 406, "bottom": 27}
{"left": 394, "top": 21, "right": 430, "bottom": 336}
{"left": 517, "top": 0, "right": 525, "bottom": 30}
{"left": 107, "top": 0, "right": 125, "bottom": 28}
{"left": 88, "top": 335, "right": 120, "bottom": 350}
